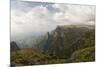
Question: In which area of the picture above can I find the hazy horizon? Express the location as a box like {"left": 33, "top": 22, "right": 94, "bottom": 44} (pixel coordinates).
{"left": 11, "top": 0, "right": 95, "bottom": 47}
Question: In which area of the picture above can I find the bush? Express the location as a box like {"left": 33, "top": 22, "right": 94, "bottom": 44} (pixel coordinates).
{"left": 70, "top": 47, "right": 95, "bottom": 62}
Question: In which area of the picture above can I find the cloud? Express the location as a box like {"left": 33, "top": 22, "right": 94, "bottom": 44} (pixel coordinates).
{"left": 11, "top": 4, "right": 56, "bottom": 37}
{"left": 52, "top": 4, "right": 95, "bottom": 24}
{"left": 11, "top": 1, "right": 95, "bottom": 44}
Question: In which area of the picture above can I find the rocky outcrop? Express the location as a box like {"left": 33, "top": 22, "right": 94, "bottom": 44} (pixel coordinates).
{"left": 11, "top": 41, "right": 20, "bottom": 52}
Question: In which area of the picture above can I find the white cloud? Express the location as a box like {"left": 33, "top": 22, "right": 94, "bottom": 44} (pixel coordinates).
{"left": 11, "top": 1, "right": 96, "bottom": 48}
{"left": 52, "top": 4, "right": 95, "bottom": 24}
{"left": 11, "top": 5, "right": 55, "bottom": 37}
{"left": 11, "top": 2, "right": 95, "bottom": 43}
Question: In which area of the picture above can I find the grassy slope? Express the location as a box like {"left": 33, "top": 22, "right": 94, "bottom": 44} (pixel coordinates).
{"left": 11, "top": 25, "right": 95, "bottom": 66}
{"left": 47, "top": 25, "right": 95, "bottom": 59}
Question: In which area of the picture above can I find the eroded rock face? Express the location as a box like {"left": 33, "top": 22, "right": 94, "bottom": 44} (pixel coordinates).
{"left": 11, "top": 41, "right": 20, "bottom": 52}
{"left": 46, "top": 25, "right": 95, "bottom": 59}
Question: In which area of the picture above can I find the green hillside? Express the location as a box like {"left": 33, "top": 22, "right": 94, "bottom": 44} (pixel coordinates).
{"left": 11, "top": 48, "right": 68, "bottom": 66}
{"left": 70, "top": 46, "right": 95, "bottom": 62}
{"left": 46, "top": 25, "right": 95, "bottom": 59}
{"left": 11, "top": 25, "right": 95, "bottom": 66}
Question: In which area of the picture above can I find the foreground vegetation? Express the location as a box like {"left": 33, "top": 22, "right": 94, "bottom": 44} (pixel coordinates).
{"left": 11, "top": 25, "right": 95, "bottom": 66}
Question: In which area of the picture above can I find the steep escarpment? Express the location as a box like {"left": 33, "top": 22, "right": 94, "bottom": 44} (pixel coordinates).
{"left": 44, "top": 25, "right": 95, "bottom": 59}
{"left": 11, "top": 25, "right": 95, "bottom": 66}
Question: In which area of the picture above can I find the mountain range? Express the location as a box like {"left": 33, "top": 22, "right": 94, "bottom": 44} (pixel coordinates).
{"left": 11, "top": 24, "right": 95, "bottom": 66}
